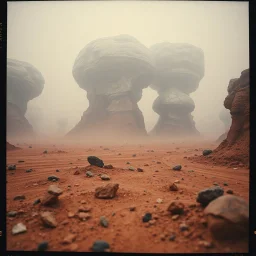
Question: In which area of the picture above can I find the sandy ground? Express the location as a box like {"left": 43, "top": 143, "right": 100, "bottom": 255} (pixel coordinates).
{"left": 6, "top": 141, "right": 249, "bottom": 253}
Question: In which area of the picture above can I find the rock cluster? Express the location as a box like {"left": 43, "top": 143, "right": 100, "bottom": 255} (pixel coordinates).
{"left": 7, "top": 58, "right": 44, "bottom": 138}
{"left": 149, "top": 43, "right": 204, "bottom": 137}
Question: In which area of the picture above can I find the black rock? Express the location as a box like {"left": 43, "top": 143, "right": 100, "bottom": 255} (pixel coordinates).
{"left": 100, "top": 216, "right": 109, "bottom": 227}
{"left": 33, "top": 199, "right": 41, "bottom": 205}
{"left": 7, "top": 211, "right": 17, "bottom": 217}
{"left": 142, "top": 213, "right": 152, "bottom": 222}
{"left": 196, "top": 186, "right": 224, "bottom": 206}
{"left": 38, "top": 241, "right": 48, "bottom": 251}
{"left": 48, "top": 176, "right": 59, "bottom": 181}
{"left": 172, "top": 165, "right": 182, "bottom": 171}
{"left": 43, "top": 150, "right": 48, "bottom": 154}
{"left": 92, "top": 240, "right": 110, "bottom": 252}
{"left": 87, "top": 156, "right": 104, "bottom": 168}
{"left": 56, "top": 169, "right": 60, "bottom": 172}
{"left": 169, "top": 234, "right": 176, "bottom": 241}
{"left": 8, "top": 165, "right": 16, "bottom": 170}
{"left": 26, "top": 169, "right": 32, "bottom": 173}
{"left": 203, "top": 150, "right": 213, "bottom": 156}
{"left": 13, "top": 195, "right": 25, "bottom": 200}
{"left": 18, "top": 160, "right": 25, "bottom": 163}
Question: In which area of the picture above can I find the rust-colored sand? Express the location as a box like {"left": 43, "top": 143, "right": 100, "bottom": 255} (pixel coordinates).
{"left": 6, "top": 142, "right": 248, "bottom": 253}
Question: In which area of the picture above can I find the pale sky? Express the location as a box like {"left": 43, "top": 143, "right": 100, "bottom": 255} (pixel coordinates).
{"left": 7, "top": 1, "right": 249, "bottom": 138}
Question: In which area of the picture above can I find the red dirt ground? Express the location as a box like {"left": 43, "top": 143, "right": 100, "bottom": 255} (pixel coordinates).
{"left": 6, "top": 141, "right": 249, "bottom": 253}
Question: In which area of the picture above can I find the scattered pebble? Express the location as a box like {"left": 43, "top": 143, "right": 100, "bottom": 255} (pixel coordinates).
{"left": 197, "top": 186, "right": 224, "bottom": 206}
{"left": 137, "top": 168, "right": 144, "bottom": 172}
{"left": 172, "top": 165, "right": 182, "bottom": 171}
{"left": 198, "top": 240, "right": 214, "bottom": 248}
{"left": 167, "top": 202, "right": 184, "bottom": 215}
{"left": 130, "top": 206, "right": 136, "bottom": 211}
{"left": 37, "top": 241, "right": 48, "bottom": 251}
{"left": 104, "top": 164, "right": 113, "bottom": 169}
{"left": 223, "top": 182, "right": 228, "bottom": 186}
{"left": 40, "top": 212, "right": 57, "bottom": 228}
{"left": 156, "top": 198, "right": 163, "bottom": 204}
{"left": 13, "top": 195, "right": 25, "bottom": 201}
{"left": 203, "top": 149, "right": 213, "bottom": 156}
{"left": 101, "top": 174, "right": 110, "bottom": 181}
{"left": 86, "top": 171, "right": 94, "bottom": 177}
{"left": 169, "top": 234, "right": 176, "bottom": 241}
{"left": 142, "top": 213, "right": 152, "bottom": 222}
{"left": 43, "top": 150, "right": 48, "bottom": 154}
{"left": 62, "top": 234, "right": 77, "bottom": 244}
{"left": 87, "top": 156, "right": 104, "bottom": 168}
{"left": 12, "top": 223, "right": 27, "bottom": 235}
{"left": 92, "top": 240, "right": 110, "bottom": 252}
{"left": 47, "top": 176, "right": 59, "bottom": 181}
{"left": 25, "top": 169, "right": 32, "bottom": 173}
{"left": 7, "top": 211, "right": 17, "bottom": 217}
{"left": 128, "top": 166, "right": 136, "bottom": 171}
{"left": 170, "top": 183, "right": 178, "bottom": 191}
{"left": 8, "top": 165, "right": 16, "bottom": 170}
{"left": 33, "top": 199, "right": 41, "bottom": 205}
{"left": 179, "top": 223, "right": 189, "bottom": 231}
{"left": 226, "top": 190, "right": 234, "bottom": 194}
{"left": 100, "top": 216, "right": 109, "bottom": 227}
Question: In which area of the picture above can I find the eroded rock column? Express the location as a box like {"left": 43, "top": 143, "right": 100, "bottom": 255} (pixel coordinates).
{"left": 7, "top": 59, "right": 44, "bottom": 139}
{"left": 149, "top": 43, "right": 204, "bottom": 137}
{"left": 67, "top": 35, "right": 154, "bottom": 139}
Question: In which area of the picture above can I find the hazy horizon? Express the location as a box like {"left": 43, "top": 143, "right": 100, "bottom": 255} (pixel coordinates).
{"left": 7, "top": 1, "right": 249, "bottom": 139}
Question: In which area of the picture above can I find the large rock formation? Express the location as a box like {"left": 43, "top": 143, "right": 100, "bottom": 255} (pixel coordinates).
{"left": 214, "top": 69, "right": 249, "bottom": 166}
{"left": 67, "top": 35, "right": 154, "bottom": 139}
{"left": 7, "top": 59, "right": 44, "bottom": 139}
{"left": 149, "top": 43, "right": 204, "bottom": 137}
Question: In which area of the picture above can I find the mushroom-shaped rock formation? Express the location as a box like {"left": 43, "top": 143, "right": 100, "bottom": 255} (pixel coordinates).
{"left": 213, "top": 68, "right": 249, "bottom": 166}
{"left": 7, "top": 59, "right": 44, "bottom": 138}
{"left": 216, "top": 107, "right": 232, "bottom": 143}
{"left": 149, "top": 43, "right": 204, "bottom": 137}
{"left": 67, "top": 35, "right": 154, "bottom": 139}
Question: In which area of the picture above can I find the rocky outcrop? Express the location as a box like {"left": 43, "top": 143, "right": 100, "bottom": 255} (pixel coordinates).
{"left": 7, "top": 59, "right": 44, "bottom": 138}
{"left": 6, "top": 141, "right": 20, "bottom": 151}
{"left": 213, "top": 69, "right": 249, "bottom": 165}
{"left": 149, "top": 43, "right": 204, "bottom": 137}
{"left": 67, "top": 35, "right": 154, "bottom": 139}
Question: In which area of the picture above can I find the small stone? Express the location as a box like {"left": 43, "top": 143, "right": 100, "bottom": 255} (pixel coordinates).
{"left": 132, "top": 154, "right": 136, "bottom": 157}
{"left": 38, "top": 241, "right": 48, "bottom": 251}
{"left": 196, "top": 186, "right": 224, "bottom": 206}
{"left": 33, "top": 199, "right": 41, "bottom": 205}
{"left": 104, "top": 164, "right": 113, "bottom": 169}
{"left": 137, "top": 168, "right": 144, "bottom": 172}
{"left": 128, "top": 166, "right": 135, "bottom": 171}
{"left": 130, "top": 206, "right": 136, "bottom": 211}
{"left": 86, "top": 171, "right": 94, "bottom": 177}
{"left": 126, "top": 162, "right": 130, "bottom": 164}
{"left": 179, "top": 223, "right": 189, "bottom": 231}
{"left": 95, "top": 183, "right": 119, "bottom": 199}
{"left": 47, "top": 176, "right": 59, "bottom": 181}
{"left": 56, "top": 169, "right": 60, "bottom": 172}
{"left": 198, "top": 240, "right": 214, "bottom": 248}
{"left": 12, "top": 223, "right": 27, "bottom": 235}
{"left": 169, "top": 234, "right": 176, "bottom": 241}
{"left": 18, "top": 160, "right": 25, "bottom": 163}
{"left": 25, "top": 169, "right": 32, "bottom": 173}
{"left": 203, "top": 149, "right": 213, "bottom": 156}
{"left": 48, "top": 185, "right": 63, "bottom": 196}
{"left": 78, "top": 206, "right": 91, "bottom": 212}
{"left": 81, "top": 200, "right": 86, "bottom": 204}
{"left": 100, "top": 216, "right": 109, "bottom": 227}
{"left": 172, "top": 215, "right": 179, "bottom": 220}
{"left": 174, "top": 180, "right": 180, "bottom": 184}
{"left": 13, "top": 195, "right": 25, "bottom": 200}
{"left": 156, "top": 198, "right": 163, "bottom": 204}
{"left": 78, "top": 212, "right": 91, "bottom": 221}
{"left": 142, "top": 213, "right": 152, "bottom": 222}
{"left": 213, "top": 182, "right": 219, "bottom": 186}
{"left": 61, "top": 220, "right": 69, "bottom": 225}
{"left": 87, "top": 156, "right": 104, "bottom": 168}
{"left": 223, "top": 182, "right": 228, "bottom": 186}
{"left": 149, "top": 219, "right": 156, "bottom": 225}
{"left": 40, "top": 212, "right": 57, "bottom": 228}
{"left": 101, "top": 174, "right": 110, "bottom": 180}
{"left": 62, "top": 234, "right": 77, "bottom": 244}
{"left": 8, "top": 165, "right": 16, "bottom": 170}
{"left": 144, "top": 164, "right": 149, "bottom": 166}
{"left": 43, "top": 150, "right": 48, "bottom": 154}
{"left": 226, "top": 190, "right": 233, "bottom": 194}
{"left": 92, "top": 240, "right": 110, "bottom": 252}
{"left": 7, "top": 211, "right": 17, "bottom": 217}
{"left": 68, "top": 212, "right": 75, "bottom": 218}
{"left": 167, "top": 202, "right": 184, "bottom": 215}
{"left": 170, "top": 183, "right": 178, "bottom": 191}
{"left": 172, "top": 165, "right": 182, "bottom": 171}
{"left": 157, "top": 161, "right": 161, "bottom": 164}
{"left": 73, "top": 170, "right": 80, "bottom": 175}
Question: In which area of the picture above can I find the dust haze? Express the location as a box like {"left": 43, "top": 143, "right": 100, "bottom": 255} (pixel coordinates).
{"left": 7, "top": 1, "right": 249, "bottom": 141}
